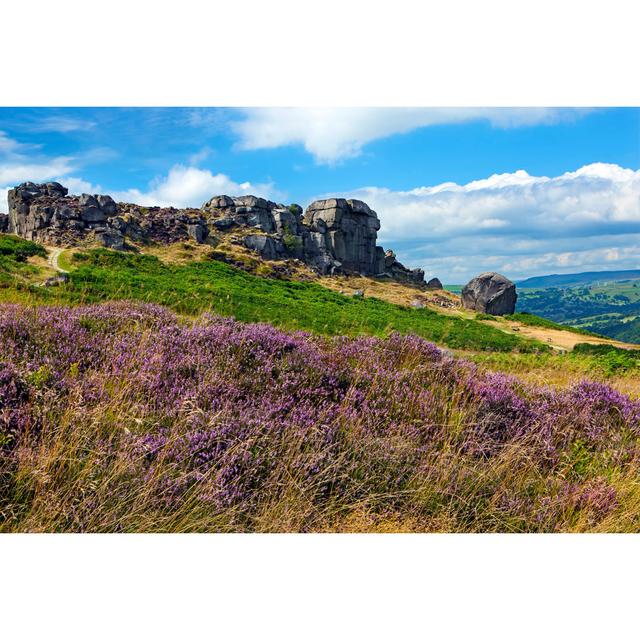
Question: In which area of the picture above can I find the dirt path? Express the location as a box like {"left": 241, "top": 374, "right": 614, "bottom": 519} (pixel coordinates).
{"left": 484, "top": 318, "right": 639, "bottom": 352}
{"left": 47, "top": 248, "right": 69, "bottom": 274}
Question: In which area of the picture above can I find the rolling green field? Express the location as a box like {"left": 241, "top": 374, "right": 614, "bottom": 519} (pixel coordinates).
{"left": 517, "top": 279, "right": 640, "bottom": 344}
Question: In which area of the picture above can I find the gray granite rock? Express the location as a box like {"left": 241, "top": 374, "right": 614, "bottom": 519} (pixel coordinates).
{"left": 96, "top": 229, "right": 126, "bottom": 250}
{"left": 81, "top": 207, "right": 106, "bottom": 223}
{"left": 244, "top": 234, "right": 284, "bottom": 261}
{"left": 461, "top": 272, "right": 517, "bottom": 315}
{"left": 187, "top": 223, "right": 207, "bottom": 244}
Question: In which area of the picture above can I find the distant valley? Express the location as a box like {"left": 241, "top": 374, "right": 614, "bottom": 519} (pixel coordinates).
{"left": 515, "top": 269, "right": 640, "bottom": 344}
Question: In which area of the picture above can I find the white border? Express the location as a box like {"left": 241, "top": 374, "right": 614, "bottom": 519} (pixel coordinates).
{"left": 2, "top": 534, "right": 639, "bottom": 639}
{"left": 1, "top": 0, "right": 639, "bottom": 106}
{"left": 2, "top": 1, "right": 639, "bottom": 638}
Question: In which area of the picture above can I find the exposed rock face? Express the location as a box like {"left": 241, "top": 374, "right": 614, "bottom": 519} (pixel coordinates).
{"left": 461, "top": 272, "right": 517, "bottom": 315}
{"left": 426, "top": 277, "right": 443, "bottom": 290}
{"left": 303, "top": 198, "right": 380, "bottom": 274}
{"left": 0, "top": 213, "right": 8, "bottom": 232}
{"left": 243, "top": 234, "right": 284, "bottom": 261}
{"left": 6, "top": 182, "right": 427, "bottom": 286}
{"left": 6, "top": 182, "right": 208, "bottom": 248}
{"left": 204, "top": 194, "right": 425, "bottom": 283}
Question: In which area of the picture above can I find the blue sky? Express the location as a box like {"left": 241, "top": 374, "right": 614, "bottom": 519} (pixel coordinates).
{"left": 1, "top": 107, "right": 639, "bottom": 282}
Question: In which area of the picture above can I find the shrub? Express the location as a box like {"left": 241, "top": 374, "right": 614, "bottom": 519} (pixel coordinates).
{"left": 282, "top": 224, "right": 302, "bottom": 252}
{"left": 0, "top": 235, "right": 47, "bottom": 262}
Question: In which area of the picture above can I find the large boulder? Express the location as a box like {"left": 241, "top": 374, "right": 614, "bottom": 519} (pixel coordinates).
{"left": 461, "top": 272, "right": 517, "bottom": 315}
{"left": 0, "top": 213, "right": 8, "bottom": 232}
{"left": 202, "top": 195, "right": 234, "bottom": 210}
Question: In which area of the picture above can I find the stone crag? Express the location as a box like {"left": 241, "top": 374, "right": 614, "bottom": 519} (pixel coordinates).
{"left": 6, "top": 182, "right": 426, "bottom": 285}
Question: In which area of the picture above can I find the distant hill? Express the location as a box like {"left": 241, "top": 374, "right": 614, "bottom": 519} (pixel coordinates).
{"left": 518, "top": 269, "right": 640, "bottom": 289}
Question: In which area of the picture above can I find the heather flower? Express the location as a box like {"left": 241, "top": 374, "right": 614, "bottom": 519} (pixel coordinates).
{"left": 0, "top": 301, "right": 636, "bottom": 532}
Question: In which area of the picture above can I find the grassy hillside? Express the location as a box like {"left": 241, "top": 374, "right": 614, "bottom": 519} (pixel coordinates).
{"left": 0, "top": 235, "right": 47, "bottom": 287}
{"left": 3, "top": 237, "right": 640, "bottom": 532}
{"left": 506, "top": 312, "right": 604, "bottom": 337}
{"left": 23, "top": 248, "right": 542, "bottom": 353}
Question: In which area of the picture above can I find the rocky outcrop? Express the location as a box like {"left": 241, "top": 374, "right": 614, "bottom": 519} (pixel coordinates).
{"left": 6, "top": 182, "right": 210, "bottom": 249}
{"left": 461, "top": 272, "right": 517, "bottom": 315}
{"left": 426, "top": 277, "right": 443, "bottom": 290}
{"left": 0, "top": 213, "right": 8, "bottom": 232}
{"left": 5, "top": 182, "right": 427, "bottom": 286}
{"left": 203, "top": 194, "right": 424, "bottom": 283}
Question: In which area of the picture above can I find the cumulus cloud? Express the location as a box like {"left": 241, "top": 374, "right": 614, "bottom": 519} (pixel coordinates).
{"left": 0, "top": 157, "right": 76, "bottom": 187}
{"left": 1, "top": 152, "right": 277, "bottom": 214}
{"left": 109, "top": 165, "right": 278, "bottom": 208}
{"left": 232, "top": 107, "right": 588, "bottom": 164}
{"left": 0, "top": 130, "right": 81, "bottom": 212}
{"left": 334, "top": 163, "right": 640, "bottom": 281}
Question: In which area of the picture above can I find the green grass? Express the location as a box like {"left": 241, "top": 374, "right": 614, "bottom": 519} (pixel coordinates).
{"left": 0, "top": 234, "right": 48, "bottom": 288}
{"left": 55, "top": 249, "right": 76, "bottom": 273}
{"left": 12, "top": 248, "right": 546, "bottom": 353}
{"left": 0, "top": 234, "right": 47, "bottom": 261}
{"left": 469, "top": 341, "right": 640, "bottom": 380}
{"left": 507, "top": 312, "right": 604, "bottom": 337}
{"left": 572, "top": 343, "right": 640, "bottom": 375}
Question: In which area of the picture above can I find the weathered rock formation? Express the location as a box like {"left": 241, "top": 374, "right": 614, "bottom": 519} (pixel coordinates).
{"left": 5, "top": 182, "right": 426, "bottom": 285}
{"left": 7, "top": 182, "right": 209, "bottom": 250}
{"left": 461, "top": 272, "right": 517, "bottom": 315}
{"left": 0, "top": 213, "right": 8, "bottom": 232}
{"left": 426, "top": 277, "right": 443, "bottom": 290}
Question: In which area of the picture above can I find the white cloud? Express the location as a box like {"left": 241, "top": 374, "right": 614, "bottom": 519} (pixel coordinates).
{"left": 232, "top": 107, "right": 588, "bottom": 164}
{"left": 0, "top": 127, "right": 276, "bottom": 213}
{"left": 333, "top": 163, "right": 640, "bottom": 281}
{"left": 0, "top": 157, "right": 76, "bottom": 186}
{"left": 0, "top": 130, "right": 41, "bottom": 158}
{"left": 110, "top": 165, "right": 279, "bottom": 208}
{"left": 0, "top": 131, "right": 80, "bottom": 212}
{"left": 28, "top": 116, "right": 96, "bottom": 133}
{"left": 188, "top": 147, "right": 213, "bottom": 166}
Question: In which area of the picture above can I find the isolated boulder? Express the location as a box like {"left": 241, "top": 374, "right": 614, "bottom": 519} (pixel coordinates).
{"left": 426, "top": 277, "right": 443, "bottom": 290}
{"left": 461, "top": 272, "right": 517, "bottom": 315}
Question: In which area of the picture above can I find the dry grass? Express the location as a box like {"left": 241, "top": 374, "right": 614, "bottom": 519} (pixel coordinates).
{"left": 483, "top": 317, "right": 638, "bottom": 352}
